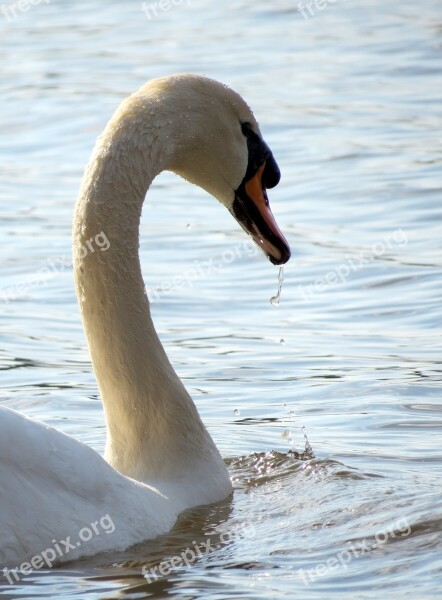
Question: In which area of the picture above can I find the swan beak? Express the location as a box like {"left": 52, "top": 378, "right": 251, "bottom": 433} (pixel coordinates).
{"left": 232, "top": 162, "right": 291, "bottom": 265}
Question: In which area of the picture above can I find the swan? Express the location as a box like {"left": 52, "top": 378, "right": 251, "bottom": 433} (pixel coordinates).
{"left": 0, "top": 74, "right": 290, "bottom": 572}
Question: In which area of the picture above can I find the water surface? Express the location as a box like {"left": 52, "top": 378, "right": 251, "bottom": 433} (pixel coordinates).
{"left": 0, "top": 0, "right": 441, "bottom": 598}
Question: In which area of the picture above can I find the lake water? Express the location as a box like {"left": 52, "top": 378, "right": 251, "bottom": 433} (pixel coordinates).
{"left": 1, "top": 0, "right": 441, "bottom": 598}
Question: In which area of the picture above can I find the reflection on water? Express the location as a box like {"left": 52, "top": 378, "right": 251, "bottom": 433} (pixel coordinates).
{"left": 1, "top": 0, "right": 442, "bottom": 598}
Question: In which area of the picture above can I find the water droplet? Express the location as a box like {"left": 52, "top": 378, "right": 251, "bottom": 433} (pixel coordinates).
{"left": 280, "top": 338, "right": 286, "bottom": 345}
{"left": 234, "top": 409, "right": 240, "bottom": 416}
{"left": 270, "top": 266, "right": 284, "bottom": 306}
{"left": 186, "top": 223, "right": 191, "bottom": 230}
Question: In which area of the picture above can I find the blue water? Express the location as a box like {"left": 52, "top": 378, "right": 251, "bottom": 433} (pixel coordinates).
{"left": 1, "top": 0, "right": 441, "bottom": 598}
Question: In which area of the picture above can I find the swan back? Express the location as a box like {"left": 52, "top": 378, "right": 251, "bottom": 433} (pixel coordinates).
{"left": 0, "top": 406, "right": 173, "bottom": 567}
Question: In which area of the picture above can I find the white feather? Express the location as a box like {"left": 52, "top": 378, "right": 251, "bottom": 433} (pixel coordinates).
{"left": 0, "top": 74, "right": 263, "bottom": 567}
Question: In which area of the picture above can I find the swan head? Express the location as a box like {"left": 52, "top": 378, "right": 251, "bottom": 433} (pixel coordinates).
{"left": 138, "top": 74, "right": 291, "bottom": 265}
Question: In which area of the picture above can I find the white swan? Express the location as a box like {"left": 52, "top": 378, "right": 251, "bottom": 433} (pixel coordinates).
{"left": 0, "top": 74, "right": 290, "bottom": 571}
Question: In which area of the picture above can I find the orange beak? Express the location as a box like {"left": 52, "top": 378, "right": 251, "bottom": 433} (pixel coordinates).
{"left": 232, "top": 161, "right": 291, "bottom": 265}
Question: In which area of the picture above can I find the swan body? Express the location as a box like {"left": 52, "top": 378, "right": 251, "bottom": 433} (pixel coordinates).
{"left": 0, "top": 407, "right": 172, "bottom": 568}
{"left": 0, "top": 74, "right": 290, "bottom": 568}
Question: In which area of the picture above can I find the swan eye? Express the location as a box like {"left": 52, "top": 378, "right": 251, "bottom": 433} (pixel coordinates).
{"left": 241, "top": 122, "right": 252, "bottom": 136}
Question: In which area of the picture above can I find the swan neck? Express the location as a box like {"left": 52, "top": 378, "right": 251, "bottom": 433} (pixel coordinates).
{"left": 72, "top": 118, "right": 224, "bottom": 489}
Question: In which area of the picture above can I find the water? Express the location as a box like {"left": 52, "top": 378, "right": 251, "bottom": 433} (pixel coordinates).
{"left": 1, "top": 0, "right": 441, "bottom": 598}
{"left": 270, "top": 266, "right": 285, "bottom": 305}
